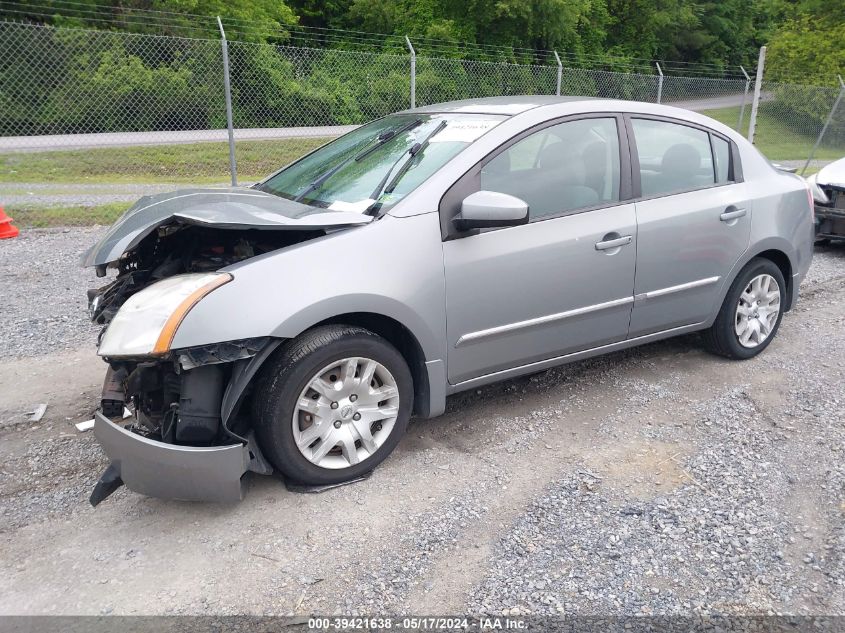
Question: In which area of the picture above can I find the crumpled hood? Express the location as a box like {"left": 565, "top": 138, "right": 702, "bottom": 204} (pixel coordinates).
{"left": 816, "top": 157, "right": 845, "bottom": 188}
{"left": 81, "top": 187, "right": 373, "bottom": 267}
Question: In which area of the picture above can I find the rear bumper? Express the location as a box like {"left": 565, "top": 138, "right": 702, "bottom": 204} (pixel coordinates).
{"left": 94, "top": 412, "right": 249, "bottom": 502}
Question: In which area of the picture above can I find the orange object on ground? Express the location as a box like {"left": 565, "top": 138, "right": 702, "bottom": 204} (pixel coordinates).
{"left": 0, "top": 207, "right": 19, "bottom": 239}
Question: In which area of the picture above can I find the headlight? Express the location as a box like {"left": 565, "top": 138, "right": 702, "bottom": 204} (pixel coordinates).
{"left": 98, "top": 273, "right": 232, "bottom": 357}
{"left": 805, "top": 174, "right": 829, "bottom": 204}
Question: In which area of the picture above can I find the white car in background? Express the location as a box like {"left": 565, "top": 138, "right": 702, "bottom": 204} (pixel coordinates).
{"left": 807, "top": 157, "right": 845, "bottom": 241}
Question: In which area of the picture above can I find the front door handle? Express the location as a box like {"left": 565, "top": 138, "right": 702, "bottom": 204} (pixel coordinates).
{"left": 720, "top": 207, "right": 746, "bottom": 222}
{"left": 595, "top": 235, "right": 633, "bottom": 251}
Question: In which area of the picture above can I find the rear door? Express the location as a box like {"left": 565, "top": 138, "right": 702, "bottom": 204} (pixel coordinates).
{"left": 626, "top": 116, "right": 752, "bottom": 337}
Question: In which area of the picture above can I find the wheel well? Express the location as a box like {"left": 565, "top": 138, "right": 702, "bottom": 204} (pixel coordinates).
{"left": 754, "top": 249, "right": 793, "bottom": 310}
{"left": 314, "top": 313, "right": 430, "bottom": 417}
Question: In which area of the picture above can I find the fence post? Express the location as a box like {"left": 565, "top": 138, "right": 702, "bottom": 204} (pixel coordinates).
{"left": 802, "top": 75, "right": 845, "bottom": 176}
{"left": 737, "top": 65, "right": 751, "bottom": 133}
{"left": 217, "top": 16, "right": 237, "bottom": 187}
{"left": 748, "top": 46, "right": 766, "bottom": 144}
{"left": 655, "top": 62, "right": 664, "bottom": 104}
{"left": 406, "top": 36, "right": 416, "bottom": 109}
{"left": 554, "top": 51, "right": 562, "bottom": 96}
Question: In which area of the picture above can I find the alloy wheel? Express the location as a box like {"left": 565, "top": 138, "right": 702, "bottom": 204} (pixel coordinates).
{"left": 734, "top": 273, "right": 781, "bottom": 348}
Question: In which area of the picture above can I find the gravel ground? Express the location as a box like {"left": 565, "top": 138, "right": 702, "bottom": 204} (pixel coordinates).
{"left": 0, "top": 226, "right": 108, "bottom": 358}
{"left": 0, "top": 229, "right": 843, "bottom": 617}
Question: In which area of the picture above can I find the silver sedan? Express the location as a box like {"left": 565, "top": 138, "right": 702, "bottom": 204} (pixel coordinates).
{"left": 83, "top": 96, "right": 814, "bottom": 504}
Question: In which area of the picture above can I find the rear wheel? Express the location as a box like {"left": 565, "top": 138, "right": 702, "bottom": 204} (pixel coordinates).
{"left": 703, "top": 258, "right": 785, "bottom": 360}
{"left": 253, "top": 325, "right": 413, "bottom": 485}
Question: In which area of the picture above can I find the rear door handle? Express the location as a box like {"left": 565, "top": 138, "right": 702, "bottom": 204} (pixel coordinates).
{"left": 595, "top": 235, "right": 632, "bottom": 250}
{"left": 720, "top": 207, "right": 746, "bottom": 222}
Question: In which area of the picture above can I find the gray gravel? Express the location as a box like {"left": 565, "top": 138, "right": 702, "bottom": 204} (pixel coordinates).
{"left": 0, "top": 229, "right": 843, "bottom": 617}
{"left": 468, "top": 387, "right": 817, "bottom": 615}
{"left": 464, "top": 269, "right": 845, "bottom": 616}
{"left": 804, "top": 243, "right": 845, "bottom": 286}
{"left": 0, "top": 226, "right": 107, "bottom": 358}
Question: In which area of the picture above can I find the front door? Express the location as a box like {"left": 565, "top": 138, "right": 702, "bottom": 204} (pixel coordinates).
{"left": 442, "top": 116, "right": 638, "bottom": 384}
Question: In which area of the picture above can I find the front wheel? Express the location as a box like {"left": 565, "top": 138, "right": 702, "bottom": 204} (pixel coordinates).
{"left": 703, "top": 258, "right": 786, "bottom": 360}
{"left": 253, "top": 325, "right": 413, "bottom": 485}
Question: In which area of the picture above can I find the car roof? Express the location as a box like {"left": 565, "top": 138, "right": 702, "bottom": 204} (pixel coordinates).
{"left": 406, "top": 95, "right": 594, "bottom": 116}
{"left": 405, "top": 95, "right": 745, "bottom": 143}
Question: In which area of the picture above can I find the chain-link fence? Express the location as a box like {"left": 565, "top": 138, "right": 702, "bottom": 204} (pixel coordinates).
{"left": 1, "top": 19, "right": 843, "bottom": 227}
{"left": 753, "top": 80, "right": 845, "bottom": 174}
{"left": 0, "top": 21, "right": 227, "bottom": 143}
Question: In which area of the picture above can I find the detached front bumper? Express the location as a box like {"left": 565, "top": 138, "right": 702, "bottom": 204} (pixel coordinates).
{"left": 815, "top": 203, "right": 845, "bottom": 239}
{"left": 93, "top": 412, "right": 250, "bottom": 503}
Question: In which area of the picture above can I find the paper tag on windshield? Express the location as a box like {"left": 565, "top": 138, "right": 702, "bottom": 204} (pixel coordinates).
{"left": 328, "top": 199, "right": 376, "bottom": 213}
{"left": 430, "top": 119, "right": 499, "bottom": 144}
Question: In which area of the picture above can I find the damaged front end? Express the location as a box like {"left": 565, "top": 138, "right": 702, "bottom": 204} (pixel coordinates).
{"left": 84, "top": 187, "right": 372, "bottom": 504}
{"left": 813, "top": 184, "right": 845, "bottom": 240}
{"left": 807, "top": 159, "right": 845, "bottom": 240}
{"left": 91, "top": 337, "right": 279, "bottom": 506}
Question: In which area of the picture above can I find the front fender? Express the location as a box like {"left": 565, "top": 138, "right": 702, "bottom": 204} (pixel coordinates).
{"left": 170, "top": 212, "right": 447, "bottom": 366}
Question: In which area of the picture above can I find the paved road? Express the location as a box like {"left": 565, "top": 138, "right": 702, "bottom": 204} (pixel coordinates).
{"left": 0, "top": 93, "right": 766, "bottom": 154}
{"left": 0, "top": 125, "right": 357, "bottom": 153}
{"left": 668, "top": 92, "right": 755, "bottom": 112}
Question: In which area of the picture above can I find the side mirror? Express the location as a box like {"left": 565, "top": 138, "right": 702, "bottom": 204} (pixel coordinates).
{"left": 452, "top": 190, "right": 529, "bottom": 232}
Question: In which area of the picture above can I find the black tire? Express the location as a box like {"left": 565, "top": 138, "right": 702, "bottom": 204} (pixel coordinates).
{"left": 252, "top": 325, "right": 413, "bottom": 485}
{"left": 703, "top": 257, "right": 786, "bottom": 360}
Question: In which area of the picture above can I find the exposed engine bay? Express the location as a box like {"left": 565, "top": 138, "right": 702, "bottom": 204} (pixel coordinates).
{"left": 88, "top": 223, "right": 321, "bottom": 326}
{"left": 814, "top": 184, "right": 845, "bottom": 241}
{"left": 808, "top": 156, "right": 845, "bottom": 241}
{"left": 99, "top": 337, "right": 273, "bottom": 447}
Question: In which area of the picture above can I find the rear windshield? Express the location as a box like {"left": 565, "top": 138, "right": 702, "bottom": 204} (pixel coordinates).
{"left": 257, "top": 113, "right": 505, "bottom": 214}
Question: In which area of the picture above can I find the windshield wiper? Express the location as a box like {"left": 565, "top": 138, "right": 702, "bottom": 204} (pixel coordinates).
{"left": 292, "top": 118, "right": 423, "bottom": 203}
{"left": 366, "top": 119, "right": 448, "bottom": 213}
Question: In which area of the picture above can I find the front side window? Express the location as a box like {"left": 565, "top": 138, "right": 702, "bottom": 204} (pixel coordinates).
{"left": 632, "top": 118, "right": 716, "bottom": 197}
{"left": 480, "top": 117, "right": 621, "bottom": 219}
{"left": 257, "top": 113, "right": 505, "bottom": 213}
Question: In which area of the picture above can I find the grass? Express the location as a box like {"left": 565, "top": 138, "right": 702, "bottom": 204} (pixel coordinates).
{"left": 8, "top": 202, "right": 130, "bottom": 228}
{"left": 0, "top": 137, "right": 332, "bottom": 184}
{"left": 700, "top": 105, "right": 841, "bottom": 162}
{"left": 1, "top": 136, "right": 333, "bottom": 227}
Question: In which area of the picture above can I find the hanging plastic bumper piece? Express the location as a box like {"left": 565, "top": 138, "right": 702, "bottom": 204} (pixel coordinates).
{"left": 90, "top": 412, "right": 250, "bottom": 506}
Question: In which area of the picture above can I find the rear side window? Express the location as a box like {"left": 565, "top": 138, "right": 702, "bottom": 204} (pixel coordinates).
{"left": 712, "top": 135, "right": 732, "bottom": 184}
{"left": 632, "top": 118, "right": 715, "bottom": 197}
{"left": 480, "top": 117, "right": 621, "bottom": 220}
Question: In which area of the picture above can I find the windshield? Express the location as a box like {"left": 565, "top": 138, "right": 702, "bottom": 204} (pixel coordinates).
{"left": 256, "top": 113, "right": 505, "bottom": 213}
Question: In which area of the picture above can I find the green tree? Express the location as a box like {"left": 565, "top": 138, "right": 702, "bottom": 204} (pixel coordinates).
{"left": 767, "top": 0, "right": 845, "bottom": 84}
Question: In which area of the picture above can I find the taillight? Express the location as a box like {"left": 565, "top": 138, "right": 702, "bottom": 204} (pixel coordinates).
{"left": 804, "top": 181, "right": 815, "bottom": 220}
